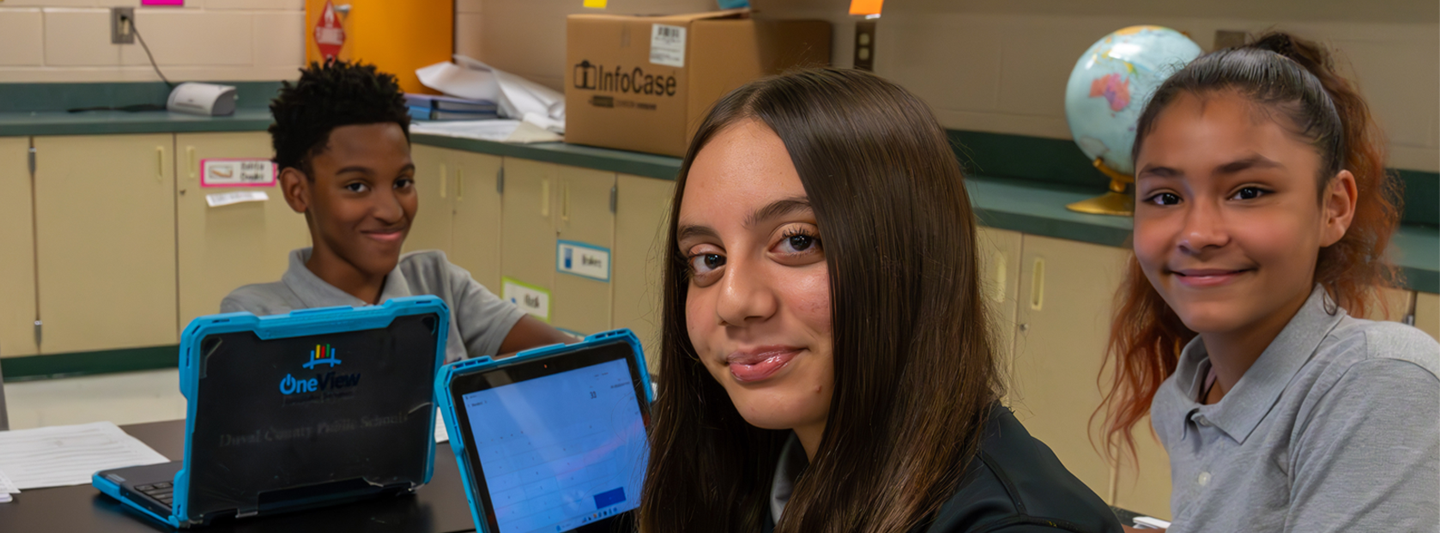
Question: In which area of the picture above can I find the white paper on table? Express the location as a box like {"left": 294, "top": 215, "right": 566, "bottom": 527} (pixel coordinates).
{"left": 0, "top": 422, "right": 170, "bottom": 490}
{"left": 417, "top": 56, "right": 566, "bottom": 129}
{"left": 434, "top": 408, "right": 449, "bottom": 443}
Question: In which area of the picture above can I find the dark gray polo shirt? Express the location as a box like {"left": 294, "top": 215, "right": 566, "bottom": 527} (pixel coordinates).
{"left": 221, "top": 248, "right": 525, "bottom": 364}
{"left": 1153, "top": 286, "right": 1439, "bottom": 532}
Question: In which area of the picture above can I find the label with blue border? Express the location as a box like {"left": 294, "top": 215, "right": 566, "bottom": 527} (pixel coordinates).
{"left": 556, "top": 240, "right": 611, "bottom": 282}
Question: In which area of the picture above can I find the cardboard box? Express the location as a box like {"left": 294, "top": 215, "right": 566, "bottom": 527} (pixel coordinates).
{"left": 565, "top": 11, "right": 831, "bottom": 157}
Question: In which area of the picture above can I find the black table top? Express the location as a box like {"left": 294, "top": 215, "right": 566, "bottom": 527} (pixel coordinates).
{"left": 0, "top": 419, "right": 478, "bottom": 532}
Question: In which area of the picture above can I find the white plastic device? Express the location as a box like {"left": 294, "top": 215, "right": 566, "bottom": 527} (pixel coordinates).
{"left": 166, "top": 82, "right": 237, "bottom": 116}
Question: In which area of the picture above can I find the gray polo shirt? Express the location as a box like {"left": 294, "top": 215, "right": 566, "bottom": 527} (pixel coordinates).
{"left": 221, "top": 248, "right": 525, "bottom": 364}
{"left": 1153, "top": 285, "right": 1439, "bottom": 532}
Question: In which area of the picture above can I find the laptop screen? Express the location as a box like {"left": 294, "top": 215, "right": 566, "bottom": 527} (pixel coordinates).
{"left": 453, "top": 342, "right": 648, "bottom": 533}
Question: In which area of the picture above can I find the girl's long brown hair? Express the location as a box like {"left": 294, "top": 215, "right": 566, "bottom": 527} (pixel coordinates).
{"left": 1098, "top": 32, "right": 1404, "bottom": 464}
{"left": 640, "top": 68, "right": 1003, "bottom": 533}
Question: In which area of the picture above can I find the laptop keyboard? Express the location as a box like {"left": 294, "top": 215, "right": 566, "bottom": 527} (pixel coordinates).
{"left": 134, "top": 481, "right": 174, "bottom": 509}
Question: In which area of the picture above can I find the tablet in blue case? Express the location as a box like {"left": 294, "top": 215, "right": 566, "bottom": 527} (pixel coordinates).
{"left": 436, "top": 329, "right": 653, "bottom": 533}
{"left": 94, "top": 297, "right": 449, "bottom": 528}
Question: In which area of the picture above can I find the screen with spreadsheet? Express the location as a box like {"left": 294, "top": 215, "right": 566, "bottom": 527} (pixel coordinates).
{"left": 460, "top": 356, "right": 647, "bottom": 533}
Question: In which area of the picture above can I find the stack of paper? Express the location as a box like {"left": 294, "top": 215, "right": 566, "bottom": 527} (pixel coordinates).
{"left": 0, "top": 422, "right": 170, "bottom": 490}
{"left": 0, "top": 466, "right": 17, "bottom": 502}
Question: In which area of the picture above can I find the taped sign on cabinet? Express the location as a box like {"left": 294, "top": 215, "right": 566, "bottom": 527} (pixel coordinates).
{"left": 201, "top": 159, "right": 277, "bottom": 187}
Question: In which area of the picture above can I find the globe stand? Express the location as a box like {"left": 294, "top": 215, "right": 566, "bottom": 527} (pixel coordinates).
{"left": 1066, "top": 157, "right": 1134, "bottom": 216}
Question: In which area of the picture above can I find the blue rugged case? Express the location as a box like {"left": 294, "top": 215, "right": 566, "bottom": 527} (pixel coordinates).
{"left": 435, "top": 329, "right": 652, "bottom": 533}
{"left": 93, "top": 297, "right": 450, "bottom": 528}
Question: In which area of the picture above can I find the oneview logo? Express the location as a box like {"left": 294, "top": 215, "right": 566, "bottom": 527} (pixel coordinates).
{"left": 280, "top": 344, "right": 361, "bottom": 395}
{"left": 573, "top": 60, "right": 677, "bottom": 97}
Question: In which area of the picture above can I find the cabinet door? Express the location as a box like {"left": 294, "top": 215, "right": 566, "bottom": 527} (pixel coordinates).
{"left": 500, "top": 158, "right": 557, "bottom": 322}
{"left": 175, "top": 133, "right": 309, "bottom": 327}
{"left": 33, "top": 134, "right": 177, "bottom": 353}
{"left": 551, "top": 165, "right": 616, "bottom": 335}
{"left": 0, "top": 137, "right": 37, "bottom": 357}
{"left": 449, "top": 151, "right": 504, "bottom": 293}
{"left": 1112, "top": 414, "right": 1173, "bottom": 519}
{"left": 1011, "top": 235, "right": 1131, "bottom": 502}
{"left": 403, "top": 144, "right": 454, "bottom": 256}
{"left": 976, "top": 226, "right": 1022, "bottom": 401}
{"left": 613, "top": 175, "right": 674, "bottom": 372}
{"left": 1361, "top": 287, "right": 1415, "bottom": 323}
{"left": 1416, "top": 292, "right": 1439, "bottom": 341}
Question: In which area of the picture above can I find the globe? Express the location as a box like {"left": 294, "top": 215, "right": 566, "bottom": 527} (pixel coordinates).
{"left": 1064, "top": 26, "right": 1202, "bottom": 176}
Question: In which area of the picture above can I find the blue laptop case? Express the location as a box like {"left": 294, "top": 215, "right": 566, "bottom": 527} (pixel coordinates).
{"left": 436, "top": 329, "right": 653, "bottom": 533}
{"left": 93, "top": 297, "right": 450, "bottom": 528}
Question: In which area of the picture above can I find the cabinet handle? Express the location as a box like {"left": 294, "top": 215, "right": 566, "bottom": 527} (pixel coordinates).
{"left": 456, "top": 166, "right": 464, "bottom": 200}
{"left": 155, "top": 146, "right": 165, "bottom": 183}
{"left": 991, "top": 253, "right": 1007, "bottom": 303}
{"left": 439, "top": 163, "right": 448, "bottom": 199}
{"left": 186, "top": 146, "right": 197, "bottom": 180}
{"left": 540, "top": 179, "right": 550, "bottom": 217}
{"left": 1029, "top": 258, "right": 1045, "bottom": 311}
{"left": 561, "top": 182, "right": 570, "bottom": 222}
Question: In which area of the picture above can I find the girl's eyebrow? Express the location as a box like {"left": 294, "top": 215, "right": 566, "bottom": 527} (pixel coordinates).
{"left": 676, "top": 223, "right": 719, "bottom": 244}
{"left": 1214, "top": 155, "right": 1282, "bottom": 175}
{"left": 744, "top": 196, "right": 812, "bottom": 228}
{"left": 1137, "top": 165, "right": 1179, "bottom": 179}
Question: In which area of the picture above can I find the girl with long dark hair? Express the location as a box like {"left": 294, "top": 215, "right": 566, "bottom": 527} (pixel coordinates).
{"left": 640, "top": 68, "right": 1120, "bottom": 533}
{"left": 1099, "top": 33, "right": 1438, "bottom": 532}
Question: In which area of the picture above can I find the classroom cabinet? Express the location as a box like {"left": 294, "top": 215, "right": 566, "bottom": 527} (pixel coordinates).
{"left": 175, "top": 132, "right": 310, "bottom": 328}
{"left": 404, "top": 144, "right": 456, "bottom": 257}
{"left": 499, "top": 159, "right": 617, "bottom": 335}
{"left": 0, "top": 137, "right": 37, "bottom": 357}
{"left": 612, "top": 175, "right": 675, "bottom": 373}
{"left": 551, "top": 165, "right": 617, "bottom": 335}
{"left": 977, "top": 227, "right": 1023, "bottom": 399}
{"left": 1417, "top": 292, "right": 1440, "bottom": 340}
{"left": 1008, "top": 235, "right": 1160, "bottom": 512}
{"left": 32, "top": 134, "right": 177, "bottom": 354}
{"left": 499, "top": 158, "right": 559, "bottom": 323}
{"left": 447, "top": 151, "right": 505, "bottom": 293}
{"left": 403, "top": 145, "right": 506, "bottom": 298}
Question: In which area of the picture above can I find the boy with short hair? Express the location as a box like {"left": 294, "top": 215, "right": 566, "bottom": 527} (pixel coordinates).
{"left": 223, "top": 60, "right": 570, "bottom": 362}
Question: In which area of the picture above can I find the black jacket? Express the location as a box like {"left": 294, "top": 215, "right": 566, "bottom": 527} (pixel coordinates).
{"left": 764, "top": 403, "right": 1122, "bottom": 533}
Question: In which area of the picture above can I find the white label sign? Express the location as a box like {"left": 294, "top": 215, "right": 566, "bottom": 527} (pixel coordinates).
{"left": 502, "top": 277, "right": 551, "bottom": 322}
{"left": 556, "top": 241, "right": 610, "bottom": 282}
{"left": 650, "top": 24, "right": 686, "bottom": 68}
{"left": 206, "top": 190, "right": 269, "bottom": 208}
{"left": 201, "top": 158, "right": 277, "bottom": 187}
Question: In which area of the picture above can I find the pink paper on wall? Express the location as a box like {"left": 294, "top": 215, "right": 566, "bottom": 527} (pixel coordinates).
{"left": 141, "top": 0, "right": 185, "bottom": 5}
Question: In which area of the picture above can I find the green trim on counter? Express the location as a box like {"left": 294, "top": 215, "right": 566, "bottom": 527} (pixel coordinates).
{"left": 0, "top": 109, "right": 274, "bottom": 137}
{"left": 412, "top": 134, "right": 683, "bottom": 180}
{"left": 1396, "top": 169, "right": 1439, "bottom": 227}
{"left": 1, "top": 345, "right": 178, "bottom": 382}
{"left": 0, "top": 81, "right": 283, "bottom": 114}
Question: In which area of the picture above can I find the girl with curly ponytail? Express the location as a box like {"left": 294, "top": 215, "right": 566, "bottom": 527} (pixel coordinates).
{"left": 1099, "top": 33, "right": 1437, "bottom": 532}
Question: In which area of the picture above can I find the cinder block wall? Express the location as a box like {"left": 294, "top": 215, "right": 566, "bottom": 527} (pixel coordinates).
{"left": 0, "top": 0, "right": 304, "bottom": 83}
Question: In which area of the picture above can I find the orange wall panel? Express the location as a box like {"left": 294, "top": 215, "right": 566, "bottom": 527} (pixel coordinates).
{"left": 305, "top": 0, "right": 453, "bottom": 94}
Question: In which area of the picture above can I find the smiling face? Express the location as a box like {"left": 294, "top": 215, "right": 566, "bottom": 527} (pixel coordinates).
{"left": 1133, "top": 90, "right": 1355, "bottom": 337}
{"left": 676, "top": 119, "right": 834, "bottom": 437}
{"left": 286, "top": 123, "right": 417, "bottom": 278}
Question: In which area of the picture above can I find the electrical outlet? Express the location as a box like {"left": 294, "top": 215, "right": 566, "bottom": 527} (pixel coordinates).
{"left": 111, "top": 7, "right": 135, "bottom": 45}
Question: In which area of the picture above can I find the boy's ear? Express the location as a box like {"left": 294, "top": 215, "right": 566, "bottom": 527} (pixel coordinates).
{"left": 1320, "top": 169, "right": 1358, "bottom": 248}
{"left": 279, "top": 167, "right": 310, "bottom": 214}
